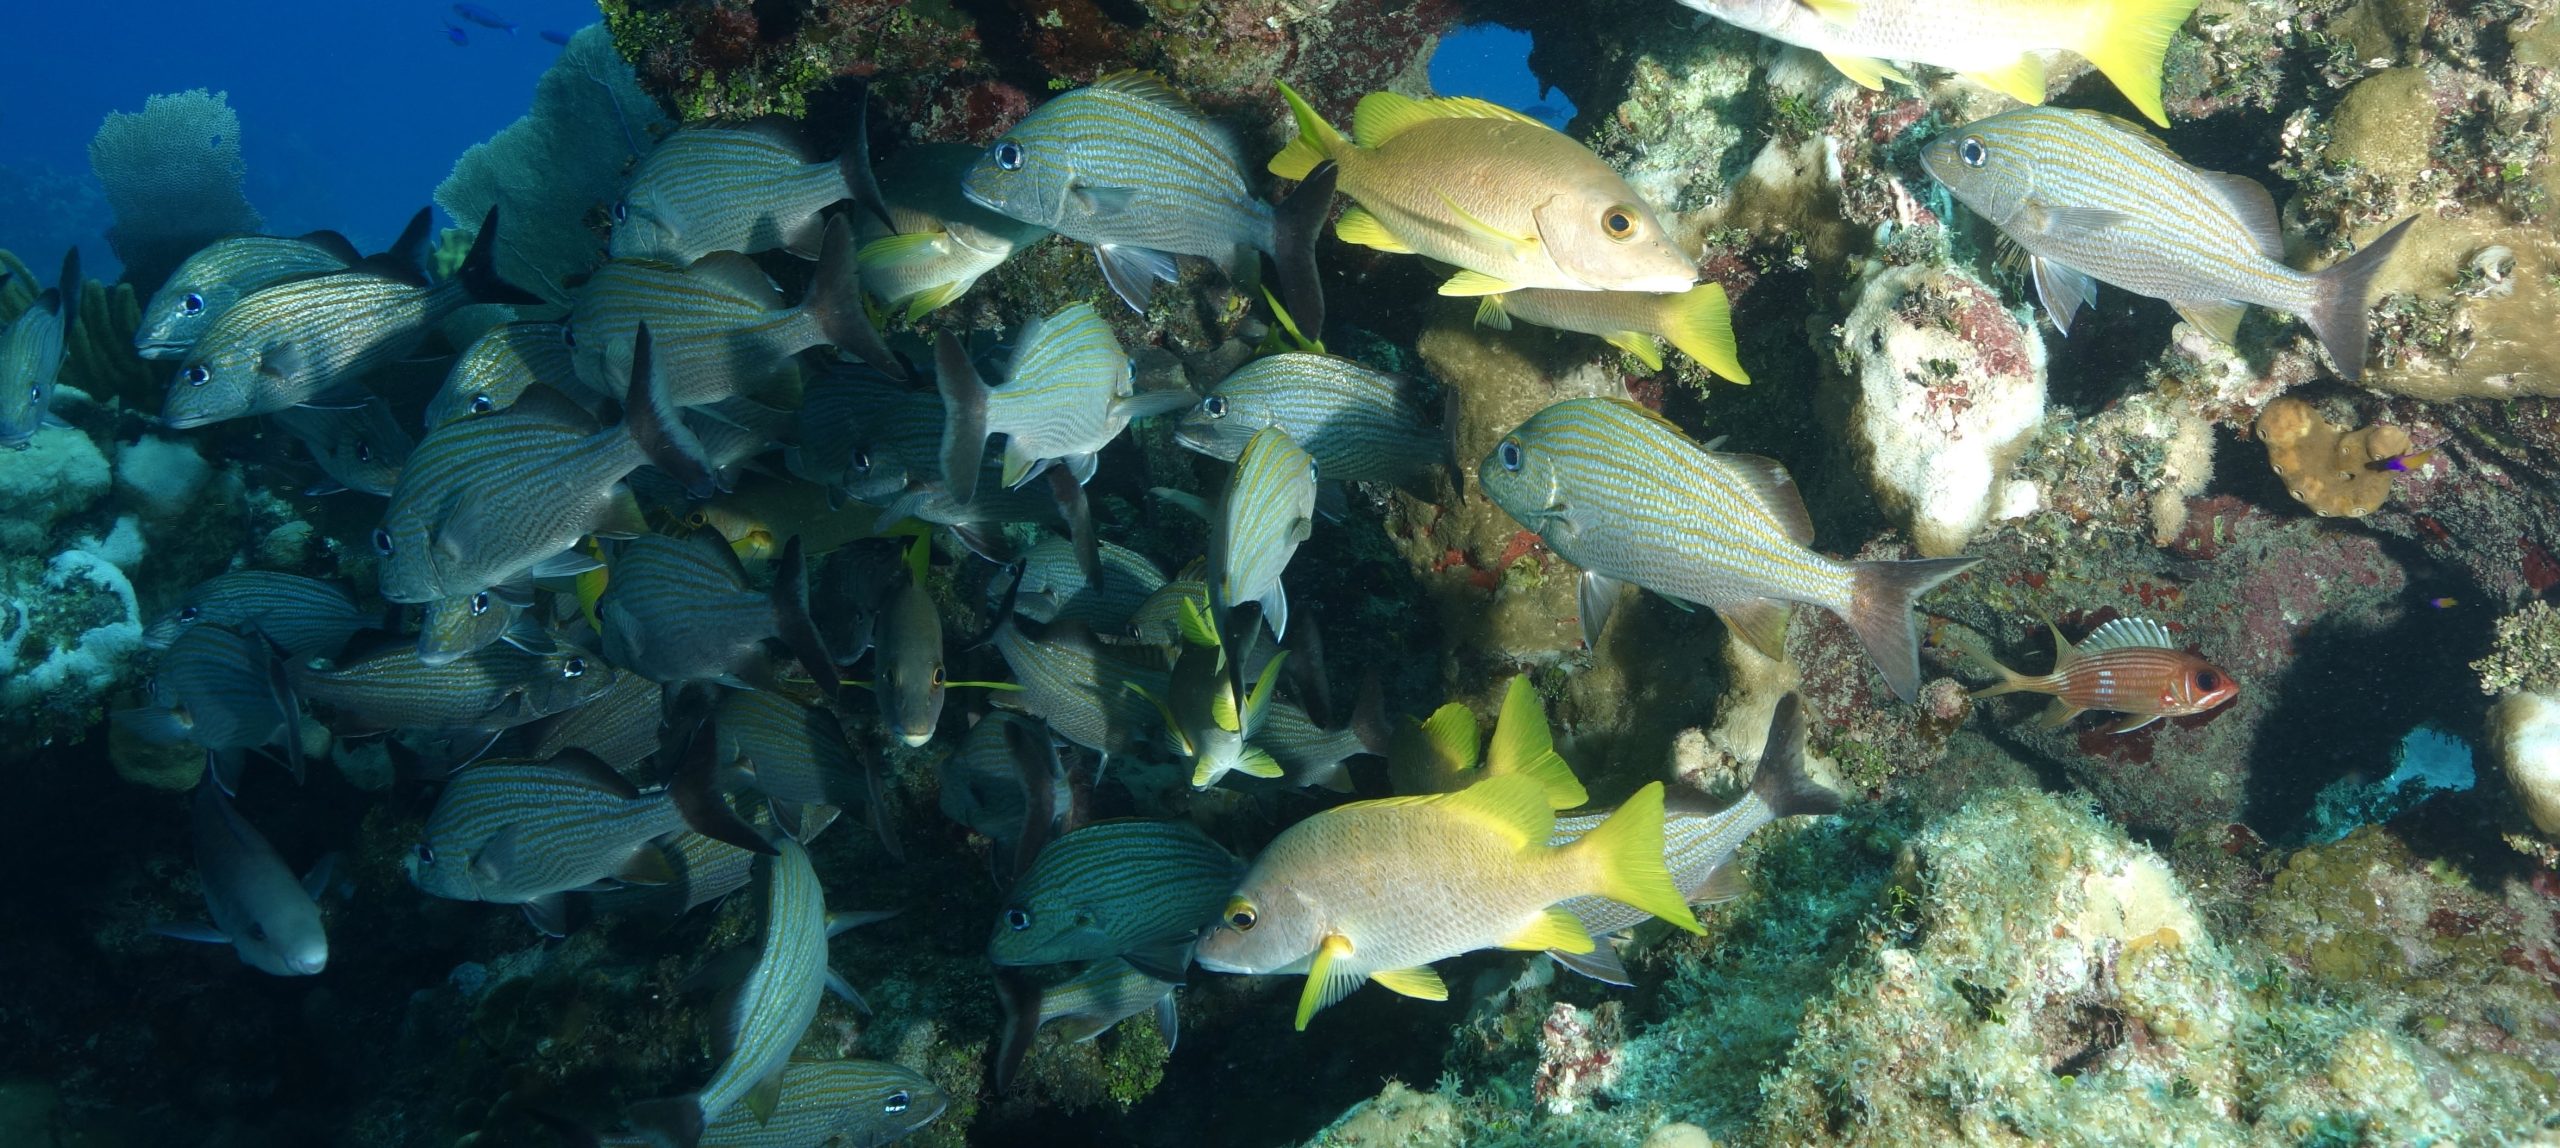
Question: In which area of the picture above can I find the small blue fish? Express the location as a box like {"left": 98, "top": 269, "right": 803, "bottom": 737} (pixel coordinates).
{"left": 443, "top": 21, "right": 468, "bottom": 46}
{"left": 453, "top": 4, "right": 515, "bottom": 33}
{"left": 540, "top": 28, "right": 572, "bottom": 46}
{"left": 2370, "top": 448, "right": 2436, "bottom": 474}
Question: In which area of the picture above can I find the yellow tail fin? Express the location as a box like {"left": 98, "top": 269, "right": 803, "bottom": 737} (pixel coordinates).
{"left": 1660, "top": 282, "right": 1748, "bottom": 385}
{"left": 1270, "top": 80, "right": 1346, "bottom": 181}
{"left": 2079, "top": 0, "right": 2201, "bottom": 128}
{"left": 1566, "top": 782, "right": 1703, "bottom": 934}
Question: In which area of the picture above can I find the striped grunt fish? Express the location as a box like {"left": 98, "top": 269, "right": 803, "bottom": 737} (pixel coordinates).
{"left": 992, "top": 959, "right": 1178, "bottom": 1092}
{"left": 1681, "top": 0, "right": 2198, "bottom": 127}
{"left": 145, "top": 570, "right": 369, "bottom": 659}
{"left": 1480, "top": 398, "right": 1977, "bottom": 702}
{"left": 990, "top": 818, "right": 1241, "bottom": 980}
{"left": 939, "top": 712, "right": 1075, "bottom": 881}
{"left": 989, "top": 611, "right": 1171, "bottom": 766}
{"left": 1175, "top": 352, "right": 1449, "bottom": 485}
{"left": 857, "top": 141, "right": 1051, "bottom": 321}
{"left": 568, "top": 214, "right": 901, "bottom": 407}
{"left": 375, "top": 327, "right": 702, "bottom": 605}
{"left": 1125, "top": 577, "right": 1211, "bottom": 648}
{"left": 1971, "top": 615, "right": 2238, "bottom": 732}
{"left": 628, "top": 837, "right": 886, "bottom": 1146}
{"left": 1213, "top": 426, "right": 1318, "bottom": 640}
{"left": 415, "top": 586, "right": 532, "bottom": 667}
{"left": 163, "top": 207, "right": 540, "bottom": 429}
{"left": 584, "top": 1059, "right": 947, "bottom": 1148}
{"left": 936, "top": 306, "right": 1188, "bottom": 504}
{"left": 1546, "top": 693, "right": 1842, "bottom": 984}
{"left": 112, "top": 622, "right": 304, "bottom": 795}
{"left": 609, "top": 121, "right": 865, "bottom": 264}
{"left": 0, "top": 247, "right": 77, "bottom": 449}
{"left": 519, "top": 668, "right": 664, "bottom": 774}
{"left": 1248, "top": 695, "right": 1377, "bottom": 794}
{"left": 1194, "top": 773, "right": 1702, "bottom": 1029}
{"left": 597, "top": 530, "right": 831, "bottom": 693}
{"left": 1270, "top": 82, "right": 1695, "bottom": 298}
{"left": 137, "top": 231, "right": 361, "bottom": 360}
{"left": 273, "top": 392, "right": 412, "bottom": 497}
{"left": 1922, "top": 107, "right": 2415, "bottom": 380}
{"left": 998, "top": 537, "right": 1167, "bottom": 633}
{"left": 292, "top": 636, "right": 613, "bottom": 735}
{"left": 1474, "top": 283, "right": 1750, "bottom": 383}
{"left": 962, "top": 71, "right": 1334, "bottom": 329}
{"left": 715, "top": 687, "right": 866, "bottom": 842}
{"left": 422, "top": 321, "right": 586, "bottom": 430}
{"left": 155, "top": 782, "right": 330, "bottom": 977}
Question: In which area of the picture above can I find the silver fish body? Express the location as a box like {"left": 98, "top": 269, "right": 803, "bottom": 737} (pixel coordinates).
{"left": 144, "top": 570, "right": 367, "bottom": 658}
{"left": 1176, "top": 353, "right": 1442, "bottom": 484}
{"left": 600, "top": 1059, "right": 947, "bottom": 1148}
{"left": 1001, "top": 538, "right": 1166, "bottom": 632}
{"left": 137, "top": 232, "right": 359, "bottom": 359}
{"left": 990, "top": 616, "right": 1168, "bottom": 760}
{"left": 716, "top": 687, "right": 866, "bottom": 836}
{"left": 292, "top": 640, "right": 611, "bottom": 734}
{"left": 873, "top": 574, "right": 946, "bottom": 748}
{"left": 858, "top": 142, "right": 1051, "bottom": 320}
{"left": 112, "top": 623, "right": 299, "bottom": 787}
{"left": 0, "top": 247, "right": 76, "bottom": 448}
{"left": 990, "top": 818, "right": 1239, "bottom": 979}
{"left": 1212, "top": 426, "right": 1317, "bottom": 639}
{"left": 166, "top": 782, "right": 329, "bottom": 976}
{"left": 406, "top": 751, "right": 732, "bottom": 907}
{"left": 273, "top": 393, "right": 413, "bottom": 496}
{"left": 423, "top": 321, "right": 584, "bottom": 430}
{"left": 598, "top": 532, "right": 779, "bottom": 688}
{"left": 611, "top": 123, "right": 858, "bottom": 264}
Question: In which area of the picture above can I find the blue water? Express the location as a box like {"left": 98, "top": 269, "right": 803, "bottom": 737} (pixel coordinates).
{"left": 0, "top": 1, "right": 589, "bottom": 275}
{"left": 1431, "top": 24, "right": 1575, "bottom": 129}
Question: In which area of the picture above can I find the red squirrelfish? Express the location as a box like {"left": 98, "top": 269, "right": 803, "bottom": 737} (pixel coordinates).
{"left": 1970, "top": 616, "right": 2237, "bottom": 733}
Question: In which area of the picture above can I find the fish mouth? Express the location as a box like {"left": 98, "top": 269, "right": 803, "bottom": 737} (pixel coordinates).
{"left": 960, "top": 184, "right": 1004, "bottom": 215}
{"left": 898, "top": 728, "right": 935, "bottom": 748}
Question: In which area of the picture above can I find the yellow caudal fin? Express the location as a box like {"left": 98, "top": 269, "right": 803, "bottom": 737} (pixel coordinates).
{"left": 1485, "top": 675, "right": 1588, "bottom": 809}
{"left": 1271, "top": 80, "right": 1348, "bottom": 180}
{"left": 1659, "top": 282, "right": 1748, "bottom": 384}
{"left": 2080, "top": 0, "right": 2201, "bottom": 127}
{"left": 1566, "top": 782, "right": 1704, "bottom": 934}
{"left": 1962, "top": 53, "right": 2048, "bottom": 107}
{"left": 1822, "top": 52, "right": 1902, "bottom": 91}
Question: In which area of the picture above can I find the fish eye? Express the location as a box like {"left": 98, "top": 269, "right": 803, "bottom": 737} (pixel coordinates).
{"left": 469, "top": 591, "right": 490, "bottom": 617}
{"left": 1497, "top": 440, "right": 1523, "bottom": 472}
{"left": 469, "top": 394, "right": 494, "bottom": 414}
{"left": 181, "top": 293, "right": 205, "bottom": 315}
{"left": 1959, "top": 137, "right": 1988, "bottom": 168}
{"left": 1004, "top": 907, "right": 1032, "bottom": 931}
{"left": 930, "top": 666, "right": 945, "bottom": 688}
{"left": 611, "top": 200, "right": 628, "bottom": 223}
{"left": 1600, "top": 206, "right": 1637, "bottom": 240}
{"left": 371, "top": 528, "right": 395, "bottom": 556}
{"left": 248, "top": 923, "right": 268, "bottom": 941}
{"left": 28, "top": 384, "right": 40, "bottom": 402}
{"left": 559, "top": 325, "right": 577, "bottom": 349}
{"left": 1224, "top": 898, "right": 1257, "bottom": 931}
{"left": 884, "top": 1090, "right": 911, "bottom": 1114}
{"left": 177, "top": 605, "right": 200, "bottom": 622}
{"left": 850, "top": 449, "right": 872, "bottom": 476}
{"left": 415, "top": 843, "right": 436, "bottom": 865}
{"left": 354, "top": 442, "right": 374, "bottom": 463}
{"left": 562, "top": 656, "right": 587, "bottom": 678}
{"left": 182, "top": 365, "right": 210, "bottom": 386}
{"left": 994, "top": 141, "right": 1025, "bottom": 171}
{"left": 1203, "top": 396, "right": 1228, "bottom": 419}
{"left": 2195, "top": 670, "right": 2221, "bottom": 692}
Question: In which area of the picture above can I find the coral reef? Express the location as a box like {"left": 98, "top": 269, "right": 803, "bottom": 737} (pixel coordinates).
{"left": 2489, "top": 691, "right": 2560, "bottom": 835}
{"left": 2254, "top": 395, "right": 2412, "bottom": 518}
{"left": 86, "top": 90, "right": 261, "bottom": 295}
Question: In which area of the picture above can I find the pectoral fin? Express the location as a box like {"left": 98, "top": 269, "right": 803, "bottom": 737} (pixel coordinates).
{"left": 746, "top": 1067, "right": 786, "bottom": 1124}
{"left": 2029, "top": 256, "right": 2098, "bottom": 337}
{"left": 1296, "top": 933, "right": 1361, "bottom": 1030}
{"left": 2019, "top": 200, "right": 2133, "bottom": 243}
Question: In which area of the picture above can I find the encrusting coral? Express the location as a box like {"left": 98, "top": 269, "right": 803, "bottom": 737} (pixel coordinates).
{"left": 2254, "top": 396, "right": 2412, "bottom": 518}
{"left": 86, "top": 90, "right": 262, "bottom": 294}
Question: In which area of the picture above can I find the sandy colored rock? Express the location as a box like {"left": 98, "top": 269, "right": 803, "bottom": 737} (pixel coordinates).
{"left": 2255, "top": 397, "right": 2410, "bottom": 517}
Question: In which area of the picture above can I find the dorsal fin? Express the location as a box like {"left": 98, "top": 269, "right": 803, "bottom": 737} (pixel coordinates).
{"left": 1351, "top": 90, "right": 1546, "bottom": 148}
{"left": 2195, "top": 172, "right": 2284, "bottom": 260}
{"left": 294, "top": 229, "right": 364, "bottom": 266}
{"left": 1485, "top": 676, "right": 1588, "bottom": 809}
{"left": 686, "top": 251, "right": 785, "bottom": 309}
{"left": 1420, "top": 703, "right": 1479, "bottom": 772}
{"left": 1089, "top": 71, "right": 1203, "bottom": 117}
{"left": 2078, "top": 616, "right": 2179, "bottom": 654}
{"left": 548, "top": 748, "right": 641, "bottom": 799}
{"left": 1349, "top": 770, "right": 1552, "bottom": 847}
{"left": 1715, "top": 453, "right": 1816, "bottom": 547}
{"left": 720, "top": 117, "right": 819, "bottom": 163}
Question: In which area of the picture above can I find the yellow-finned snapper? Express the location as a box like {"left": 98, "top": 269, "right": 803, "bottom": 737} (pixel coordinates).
{"left": 626, "top": 833, "right": 893, "bottom": 1147}
{"left": 1385, "top": 675, "right": 1590, "bottom": 809}
{"left": 961, "top": 71, "right": 1336, "bottom": 331}
{"left": 1269, "top": 82, "right": 1695, "bottom": 298}
{"left": 422, "top": 321, "right": 587, "bottom": 430}
{"left": 1678, "top": 0, "right": 2198, "bottom": 127}
{"left": 1922, "top": 108, "right": 2416, "bottom": 381}
{"left": 935, "top": 305, "right": 1190, "bottom": 505}
{"left": 163, "top": 207, "right": 541, "bottom": 430}
{"left": 869, "top": 558, "right": 948, "bottom": 749}
{"left": 272, "top": 393, "right": 413, "bottom": 497}
{"left": 1479, "top": 398, "right": 1977, "bottom": 701}
{"left": 1125, "top": 576, "right": 1212, "bottom": 648}
{"left": 136, "top": 231, "right": 362, "bottom": 360}
{"left": 1546, "top": 693, "right": 1843, "bottom": 985}
{"left": 992, "top": 959, "right": 1178, "bottom": 1093}
{"left": 1473, "top": 283, "right": 1750, "bottom": 383}
{"left": 568, "top": 215, "right": 903, "bottom": 407}
{"left": 519, "top": 668, "right": 665, "bottom": 775}
{"left": 0, "top": 247, "right": 77, "bottom": 448}
{"left": 858, "top": 142, "right": 1051, "bottom": 321}
{"left": 1211, "top": 426, "right": 1317, "bottom": 640}
{"left": 110, "top": 621, "right": 304, "bottom": 795}
{"left": 1194, "top": 772, "right": 1703, "bottom": 1030}
{"left": 1174, "top": 352, "right": 1450, "bottom": 486}
{"left": 990, "top": 818, "right": 1241, "bottom": 980}
{"left": 608, "top": 121, "right": 866, "bottom": 264}
{"left": 144, "top": 570, "right": 368, "bottom": 659}
{"left": 154, "top": 782, "right": 330, "bottom": 977}
{"left": 1126, "top": 597, "right": 1292, "bottom": 789}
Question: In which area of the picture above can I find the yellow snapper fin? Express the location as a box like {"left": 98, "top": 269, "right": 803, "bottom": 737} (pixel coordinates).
{"left": 1296, "top": 933, "right": 1362, "bottom": 1030}
{"left": 1500, "top": 905, "right": 1597, "bottom": 954}
{"left": 856, "top": 230, "right": 949, "bottom": 269}
{"left": 1351, "top": 90, "right": 1544, "bottom": 148}
{"left": 1601, "top": 330, "right": 1666, "bottom": 372}
{"left": 1271, "top": 80, "right": 1348, "bottom": 180}
{"left": 1799, "top": 0, "right": 1862, "bottom": 25}
{"left": 2170, "top": 298, "right": 2247, "bottom": 344}
{"left": 1486, "top": 675, "right": 1588, "bottom": 809}
{"left": 2079, "top": 0, "right": 2203, "bottom": 127}
{"left": 1236, "top": 745, "right": 1286, "bottom": 779}
{"left": 1436, "top": 771, "right": 1556, "bottom": 848}
{"left": 1821, "top": 52, "right": 1901, "bottom": 91}
{"left": 1422, "top": 702, "right": 1482, "bottom": 774}
{"left": 1567, "top": 781, "right": 1705, "bottom": 934}
{"left": 1243, "top": 647, "right": 1289, "bottom": 726}
{"left": 1125, "top": 681, "right": 1195, "bottom": 758}
{"left": 1334, "top": 205, "right": 1415, "bottom": 254}
{"left": 1369, "top": 964, "right": 1450, "bottom": 1000}
{"left": 1962, "top": 53, "right": 2048, "bottom": 106}
{"left": 903, "top": 279, "right": 970, "bottom": 322}
{"left": 1433, "top": 191, "right": 1540, "bottom": 255}
{"left": 1473, "top": 293, "right": 1513, "bottom": 332}
{"left": 1659, "top": 281, "right": 1749, "bottom": 383}
{"left": 1438, "top": 268, "right": 1521, "bottom": 297}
